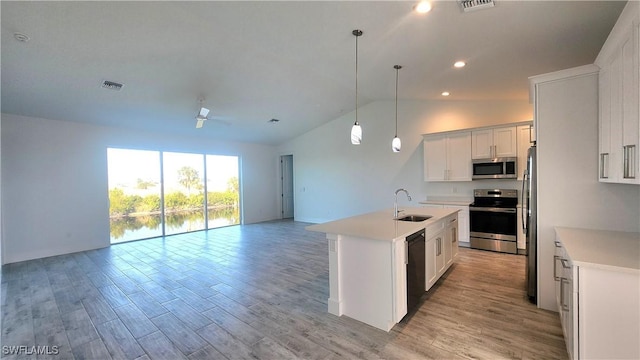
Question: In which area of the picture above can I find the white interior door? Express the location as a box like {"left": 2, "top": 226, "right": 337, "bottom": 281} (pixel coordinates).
{"left": 281, "top": 155, "right": 294, "bottom": 219}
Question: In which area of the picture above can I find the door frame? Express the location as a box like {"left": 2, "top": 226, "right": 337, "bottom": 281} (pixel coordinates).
{"left": 279, "top": 154, "right": 294, "bottom": 219}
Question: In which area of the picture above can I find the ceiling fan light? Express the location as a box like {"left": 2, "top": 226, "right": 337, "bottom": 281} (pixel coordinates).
{"left": 351, "top": 122, "right": 362, "bottom": 145}
{"left": 392, "top": 136, "right": 402, "bottom": 152}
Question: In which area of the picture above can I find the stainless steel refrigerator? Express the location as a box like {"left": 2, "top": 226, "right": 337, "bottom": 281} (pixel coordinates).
{"left": 522, "top": 144, "right": 537, "bottom": 303}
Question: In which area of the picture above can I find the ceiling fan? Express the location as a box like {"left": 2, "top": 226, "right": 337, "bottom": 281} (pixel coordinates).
{"left": 195, "top": 106, "right": 209, "bottom": 128}
{"left": 195, "top": 100, "right": 230, "bottom": 129}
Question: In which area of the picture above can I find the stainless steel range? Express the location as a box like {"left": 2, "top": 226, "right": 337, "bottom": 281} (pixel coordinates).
{"left": 469, "top": 189, "right": 518, "bottom": 254}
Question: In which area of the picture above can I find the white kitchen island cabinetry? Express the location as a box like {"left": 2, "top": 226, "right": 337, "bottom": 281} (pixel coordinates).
{"left": 596, "top": 1, "right": 639, "bottom": 184}
{"left": 306, "top": 207, "right": 458, "bottom": 331}
{"left": 423, "top": 132, "right": 472, "bottom": 181}
{"left": 421, "top": 201, "right": 470, "bottom": 248}
{"left": 554, "top": 227, "right": 640, "bottom": 360}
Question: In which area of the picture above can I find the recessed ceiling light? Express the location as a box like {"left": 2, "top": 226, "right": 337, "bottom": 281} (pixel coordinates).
{"left": 414, "top": 1, "right": 432, "bottom": 13}
{"left": 441, "top": 91, "right": 450, "bottom": 97}
{"left": 13, "top": 32, "right": 30, "bottom": 43}
{"left": 454, "top": 61, "right": 466, "bottom": 68}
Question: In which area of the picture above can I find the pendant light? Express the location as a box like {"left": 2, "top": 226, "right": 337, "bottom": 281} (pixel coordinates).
{"left": 392, "top": 65, "right": 402, "bottom": 152}
{"left": 350, "top": 29, "right": 363, "bottom": 145}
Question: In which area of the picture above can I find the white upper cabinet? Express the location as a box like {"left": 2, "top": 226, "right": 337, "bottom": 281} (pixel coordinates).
{"left": 471, "top": 126, "right": 517, "bottom": 159}
{"left": 517, "top": 124, "right": 534, "bottom": 180}
{"left": 596, "top": 1, "right": 639, "bottom": 184}
{"left": 423, "top": 132, "right": 472, "bottom": 182}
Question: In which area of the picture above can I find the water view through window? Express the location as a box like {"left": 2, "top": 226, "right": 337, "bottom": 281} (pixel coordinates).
{"left": 107, "top": 148, "right": 240, "bottom": 243}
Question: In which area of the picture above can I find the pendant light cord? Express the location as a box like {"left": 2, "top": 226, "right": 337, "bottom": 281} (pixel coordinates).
{"left": 395, "top": 67, "right": 398, "bottom": 136}
{"left": 355, "top": 31, "right": 359, "bottom": 125}
{"left": 394, "top": 65, "right": 402, "bottom": 137}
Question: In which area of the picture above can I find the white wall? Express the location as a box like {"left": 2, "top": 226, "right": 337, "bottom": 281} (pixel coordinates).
{"left": 535, "top": 68, "right": 640, "bottom": 311}
{"left": 278, "top": 99, "right": 532, "bottom": 223}
{"left": 1, "top": 113, "right": 279, "bottom": 264}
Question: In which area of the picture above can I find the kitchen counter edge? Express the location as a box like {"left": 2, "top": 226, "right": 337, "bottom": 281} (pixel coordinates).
{"left": 555, "top": 227, "right": 640, "bottom": 273}
{"left": 306, "top": 207, "right": 459, "bottom": 242}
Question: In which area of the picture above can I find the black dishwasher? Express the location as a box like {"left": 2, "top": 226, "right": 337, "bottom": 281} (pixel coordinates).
{"left": 406, "top": 229, "right": 426, "bottom": 314}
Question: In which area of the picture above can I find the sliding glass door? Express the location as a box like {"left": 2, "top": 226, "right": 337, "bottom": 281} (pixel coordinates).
{"left": 206, "top": 155, "right": 240, "bottom": 228}
{"left": 163, "top": 152, "right": 206, "bottom": 236}
{"left": 107, "top": 148, "right": 163, "bottom": 243}
{"left": 107, "top": 148, "right": 241, "bottom": 243}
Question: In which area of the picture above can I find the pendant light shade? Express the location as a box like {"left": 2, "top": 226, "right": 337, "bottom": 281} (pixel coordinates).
{"left": 392, "top": 136, "right": 401, "bottom": 152}
{"left": 392, "top": 65, "right": 402, "bottom": 153}
{"left": 351, "top": 29, "right": 363, "bottom": 145}
{"left": 351, "top": 123, "right": 362, "bottom": 145}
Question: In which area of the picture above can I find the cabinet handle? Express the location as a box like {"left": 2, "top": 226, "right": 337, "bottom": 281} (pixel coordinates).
{"left": 452, "top": 228, "right": 457, "bottom": 243}
{"left": 553, "top": 255, "right": 561, "bottom": 281}
{"left": 554, "top": 241, "right": 562, "bottom": 248}
{"left": 559, "top": 276, "right": 565, "bottom": 309}
{"left": 623, "top": 145, "right": 636, "bottom": 179}
{"left": 561, "top": 278, "right": 570, "bottom": 312}
{"left": 600, "top": 153, "right": 609, "bottom": 179}
{"left": 405, "top": 241, "right": 409, "bottom": 265}
{"left": 436, "top": 237, "right": 441, "bottom": 256}
{"left": 560, "top": 258, "right": 570, "bottom": 269}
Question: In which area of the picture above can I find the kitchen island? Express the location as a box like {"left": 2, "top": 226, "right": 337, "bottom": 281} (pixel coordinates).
{"left": 306, "top": 207, "right": 459, "bottom": 331}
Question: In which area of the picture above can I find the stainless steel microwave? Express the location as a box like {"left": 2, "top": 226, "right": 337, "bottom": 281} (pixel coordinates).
{"left": 472, "top": 157, "right": 517, "bottom": 179}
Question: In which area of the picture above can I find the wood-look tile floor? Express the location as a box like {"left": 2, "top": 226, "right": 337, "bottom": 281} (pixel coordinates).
{"left": 1, "top": 220, "right": 568, "bottom": 359}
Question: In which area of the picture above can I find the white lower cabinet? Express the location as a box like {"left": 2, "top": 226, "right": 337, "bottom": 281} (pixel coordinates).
{"left": 425, "top": 214, "right": 458, "bottom": 291}
{"left": 425, "top": 228, "right": 444, "bottom": 291}
{"left": 445, "top": 214, "right": 459, "bottom": 267}
{"left": 554, "top": 235, "right": 640, "bottom": 360}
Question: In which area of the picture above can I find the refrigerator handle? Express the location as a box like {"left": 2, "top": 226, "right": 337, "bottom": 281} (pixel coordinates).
{"left": 521, "top": 170, "right": 528, "bottom": 232}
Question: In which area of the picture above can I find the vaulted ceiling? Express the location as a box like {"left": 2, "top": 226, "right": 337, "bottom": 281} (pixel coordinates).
{"left": 1, "top": 1, "right": 626, "bottom": 145}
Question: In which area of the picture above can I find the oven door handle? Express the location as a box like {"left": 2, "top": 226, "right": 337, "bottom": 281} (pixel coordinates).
{"left": 469, "top": 207, "right": 517, "bottom": 213}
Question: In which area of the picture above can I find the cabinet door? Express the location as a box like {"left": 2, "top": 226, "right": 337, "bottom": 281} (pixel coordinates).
{"left": 444, "top": 224, "right": 453, "bottom": 268}
{"left": 517, "top": 124, "right": 533, "bottom": 180}
{"left": 493, "top": 126, "right": 518, "bottom": 157}
{"left": 599, "top": 66, "right": 613, "bottom": 182}
{"left": 423, "top": 135, "right": 447, "bottom": 181}
{"left": 446, "top": 132, "right": 472, "bottom": 181}
{"left": 435, "top": 234, "right": 445, "bottom": 276}
{"left": 425, "top": 235, "right": 438, "bottom": 290}
{"left": 610, "top": 50, "right": 624, "bottom": 181}
{"left": 447, "top": 217, "right": 459, "bottom": 262}
{"left": 471, "top": 129, "right": 493, "bottom": 159}
{"left": 621, "top": 28, "right": 639, "bottom": 184}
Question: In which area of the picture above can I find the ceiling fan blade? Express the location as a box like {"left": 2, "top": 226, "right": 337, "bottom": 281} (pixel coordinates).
{"left": 199, "top": 107, "right": 210, "bottom": 118}
{"left": 210, "top": 118, "right": 231, "bottom": 126}
{"left": 196, "top": 118, "right": 205, "bottom": 128}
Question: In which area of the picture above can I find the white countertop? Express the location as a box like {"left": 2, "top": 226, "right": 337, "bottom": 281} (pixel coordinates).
{"left": 306, "top": 207, "right": 459, "bottom": 241}
{"left": 555, "top": 227, "right": 640, "bottom": 273}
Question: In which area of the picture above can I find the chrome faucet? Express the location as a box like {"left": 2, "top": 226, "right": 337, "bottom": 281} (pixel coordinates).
{"left": 394, "top": 188, "right": 412, "bottom": 218}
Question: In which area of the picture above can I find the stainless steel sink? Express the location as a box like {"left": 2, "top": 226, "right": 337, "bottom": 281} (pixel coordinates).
{"left": 395, "top": 215, "right": 432, "bottom": 222}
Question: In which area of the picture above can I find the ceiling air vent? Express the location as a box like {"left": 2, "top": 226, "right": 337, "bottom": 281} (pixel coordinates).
{"left": 101, "top": 80, "right": 124, "bottom": 91}
{"left": 459, "top": 0, "right": 495, "bottom": 12}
